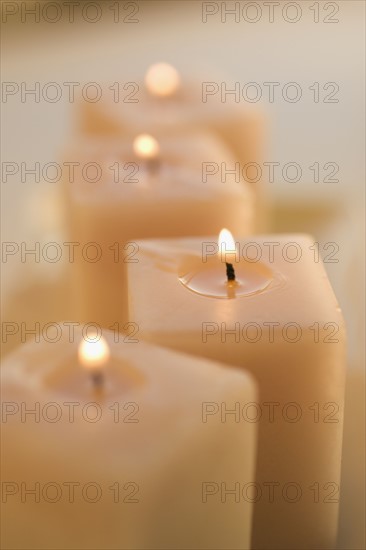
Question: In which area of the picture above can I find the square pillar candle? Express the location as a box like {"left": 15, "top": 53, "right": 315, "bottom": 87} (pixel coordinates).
{"left": 128, "top": 233, "right": 346, "bottom": 550}
{"left": 1, "top": 326, "right": 257, "bottom": 550}
{"left": 79, "top": 63, "right": 265, "bottom": 228}
{"left": 63, "top": 132, "right": 255, "bottom": 329}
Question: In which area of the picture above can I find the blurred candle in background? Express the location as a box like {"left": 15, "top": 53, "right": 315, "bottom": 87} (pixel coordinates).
{"left": 78, "top": 63, "right": 266, "bottom": 230}
{"left": 128, "top": 233, "right": 346, "bottom": 550}
{"left": 62, "top": 132, "right": 255, "bottom": 329}
{"left": 1, "top": 327, "right": 257, "bottom": 550}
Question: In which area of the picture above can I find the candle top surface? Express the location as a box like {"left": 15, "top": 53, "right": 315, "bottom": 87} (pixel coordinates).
{"left": 128, "top": 234, "right": 345, "bottom": 331}
{"left": 2, "top": 326, "right": 256, "bottom": 402}
{"left": 63, "top": 132, "right": 253, "bottom": 203}
{"left": 91, "top": 74, "right": 263, "bottom": 129}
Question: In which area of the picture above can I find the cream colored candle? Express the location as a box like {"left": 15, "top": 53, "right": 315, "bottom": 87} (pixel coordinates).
{"left": 79, "top": 64, "right": 265, "bottom": 228}
{"left": 127, "top": 233, "right": 346, "bottom": 550}
{"left": 1, "top": 326, "right": 257, "bottom": 550}
{"left": 80, "top": 63, "right": 264, "bottom": 171}
{"left": 63, "top": 132, "right": 255, "bottom": 329}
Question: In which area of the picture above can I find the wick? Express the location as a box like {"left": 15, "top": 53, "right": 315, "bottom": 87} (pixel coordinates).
{"left": 145, "top": 157, "right": 160, "bottom": 175}
{"left": 226, "top": 262, "right": 236, "bottom": 282}
{"left": 91, "top": 370, "right": 104, "bottom": 389}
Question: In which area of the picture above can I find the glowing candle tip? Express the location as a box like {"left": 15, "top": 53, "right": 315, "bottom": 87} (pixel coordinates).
{"left": 78, "top": 334, "right": 110, "bottom": 373}
{"left": 218, "top": 228, "right": 237, "bottom": 281}
{"left": 145, "top": 62, "right": 180, "bottom": 97}
{"left": 133, "top": 134, "right": 160, "bottom": 160}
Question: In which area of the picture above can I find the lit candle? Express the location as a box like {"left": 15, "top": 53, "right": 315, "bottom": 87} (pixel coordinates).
{"left": 78, "top": 64, "right": 264, "bottom": 229}
{"left": 63, "top": 133, "right": 255, "bottom": 328}
{"left": 78, "top": 333, "right": 110, "bottom": 387}
{"left": 1, "top": 326, "right": 257, "bottom": 549}
{"left": 180, "top": 229, "right": 273, "bottom": 300}
{"left": 132, "top": 133, "right": 160, "bottom": 174}
{"left": 127, "top": 233, "right": 346, "bottom": 550}
{"left": 219, "top": 228, "right": 237, "bottom": 283}
{"left": 144, "top": 62, "right": 181, "bottom": 98}
{"left": 132, "top": 133, "right": 160, "bottom": 159}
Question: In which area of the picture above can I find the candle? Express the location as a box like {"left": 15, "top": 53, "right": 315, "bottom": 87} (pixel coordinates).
{"left": 1, "top": 326, "right": 257, "bottom": 549}
{"left": 79, "top": 64, "right": 264, "bottom": 229}
{"left": 63, "top": 133, "right": 255, "bottom": 329}
{"left": 127, "top": 233, "right": 346, "bottom": 549}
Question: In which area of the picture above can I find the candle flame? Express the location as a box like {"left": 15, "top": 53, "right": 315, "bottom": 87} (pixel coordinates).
{"left": 133, "top": 134, "right": 160, "bottom": 160}
{"left": 218, "top": 228, "right": 237, "bottom": 263}
{"left": 78, "top": 334, "right": 110, "bottom": 370}
{"left": 145, "top": 62, "right": 180, "bottom": 97}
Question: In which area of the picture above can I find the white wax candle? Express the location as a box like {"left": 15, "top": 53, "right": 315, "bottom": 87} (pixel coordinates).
{"left": 63, "top": 133, "right": 255, "bottom": 328}
{"left": 80, "top": 65, "right": 264, "bottom": 171}
{"left": 78, "top": 64, "right": 265, "bottom": 229}
{"left": 1, "top": 327, "right": 257, "bottom": 550}
{"left": 127, "top": 234, "right": 346, "bottom": 550}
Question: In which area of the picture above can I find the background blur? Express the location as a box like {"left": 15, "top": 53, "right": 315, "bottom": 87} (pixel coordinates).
{"left": 1, "top": 1, "right": 365, "bottom": 548}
